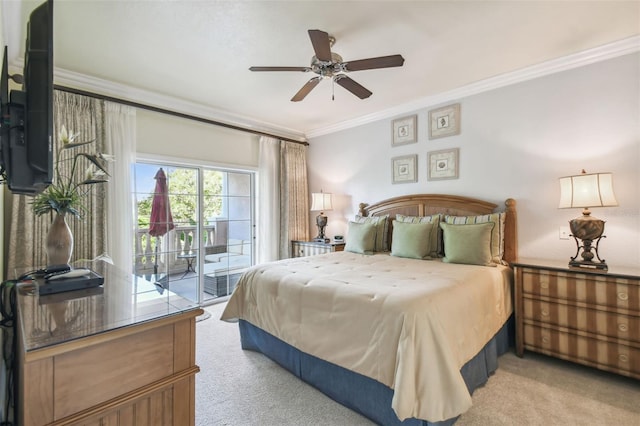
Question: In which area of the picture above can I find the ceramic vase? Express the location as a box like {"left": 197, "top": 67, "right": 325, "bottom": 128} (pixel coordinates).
{"left": 46, "top": 213, "right": 73, "bottom": 265}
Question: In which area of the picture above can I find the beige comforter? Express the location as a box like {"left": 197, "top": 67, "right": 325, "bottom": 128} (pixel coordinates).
{"left": 221, "top": 251, "right": 512, "bottom": 422}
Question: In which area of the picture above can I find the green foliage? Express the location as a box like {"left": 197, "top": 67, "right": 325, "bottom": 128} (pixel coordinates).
{"left": 137, "top": 197, "right": 152, "bottom": 228}
{"left": 32, "top": 126, "right": 110, "bottom": 219}
{"left": 32, "top": 184, "right": 83, "bottom": 217}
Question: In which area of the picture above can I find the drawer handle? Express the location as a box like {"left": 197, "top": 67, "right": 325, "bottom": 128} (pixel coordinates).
{"left": 617, "top": 292, "right": 628, "bottom": 301}
{"left": 541, "top": 336, "right": 549, "bottom": 344}
{"left": 540, "top": 281, "right": 549, "bottom": 289}
{"left": 541, "top": 309, "right": 549, "bottom": 317}
{"left": 618, "top": 323, "right": 628, "bottom": 332}
{"left": 618, "top": 354, "right": 629, "bottom": 363}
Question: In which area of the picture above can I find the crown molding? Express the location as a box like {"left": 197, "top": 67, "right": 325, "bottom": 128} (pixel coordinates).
{"left": 305, "top": 35, "right": 640, "bottom": 139}
{"left": 53, "top": 68, "right": 307, "bottom": 142}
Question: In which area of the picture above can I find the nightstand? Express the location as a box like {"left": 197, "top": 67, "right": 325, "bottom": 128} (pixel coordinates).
{"left": 291, "top": 240, "right": 345, "bottom": 258}
{"left": 513, "top": 258, "right": 640, "bottom": 379}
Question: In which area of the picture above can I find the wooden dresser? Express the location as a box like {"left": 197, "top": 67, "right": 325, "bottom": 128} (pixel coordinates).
{"left": 291, "top": 240, "right": 345, "bottom": 258}
{"left": 513, "top": 258, "right": 639, "bottom": 379}
{"left": 16, "top": 263, "right": 203, "bottom": 425}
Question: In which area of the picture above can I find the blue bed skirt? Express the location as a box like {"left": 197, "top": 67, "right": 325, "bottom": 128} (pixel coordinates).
{"left": 238, "top": 317, "right": 513, "bottom": 425}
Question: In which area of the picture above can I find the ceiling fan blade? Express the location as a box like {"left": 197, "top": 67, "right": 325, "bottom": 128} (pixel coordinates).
{"left": 343, "top": 54, "right": 405, "bottom": 72}
{"left": 335, "top": 76, "right": 372, "bottom": 99}
{"left": 291, "top": 77, "right": 321, "bottom": 102}
{"left": 249, "top": 66, "right": 310, "bottom": 72}
{"left": 308, "top": 29, "right": 332, "bottom": 62}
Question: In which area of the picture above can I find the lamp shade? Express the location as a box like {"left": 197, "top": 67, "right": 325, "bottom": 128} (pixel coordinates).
{"left": 311, "top": 192, "right": 333, "bottom": 211}
{"left": 559, "top": 171, "right": 617, "bottom": 209}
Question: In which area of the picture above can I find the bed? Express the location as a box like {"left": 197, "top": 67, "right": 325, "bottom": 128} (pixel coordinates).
{"left": 221, "top": 194, "right": 517, "bottom": 425}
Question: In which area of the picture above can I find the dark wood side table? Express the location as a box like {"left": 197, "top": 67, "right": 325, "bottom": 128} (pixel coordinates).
{"left": 291, "top": 240, "right": 345, "bottom": 258}
{"left": 512, "top": 258, "right": 640, "bottom": 379}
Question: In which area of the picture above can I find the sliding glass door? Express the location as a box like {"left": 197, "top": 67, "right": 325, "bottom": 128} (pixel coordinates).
{"left": 132, "top": 162, "right": 254, "bottom": 305}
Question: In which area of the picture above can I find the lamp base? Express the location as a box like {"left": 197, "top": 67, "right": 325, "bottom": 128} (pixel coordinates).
{"left": 315, "top": 212, "right": 328, "bottom": 244}
{"left": 568, "top": 259, "right": 608, "bottom": 271}
{"left": 569, "top": 232, "right": 608, "bottom": 271}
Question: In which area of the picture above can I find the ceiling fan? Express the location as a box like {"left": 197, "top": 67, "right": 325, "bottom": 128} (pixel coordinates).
{"left": 249, "top": 29, "right": 405, "bottom": 102}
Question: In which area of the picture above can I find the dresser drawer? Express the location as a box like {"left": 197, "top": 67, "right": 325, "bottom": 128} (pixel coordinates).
{"left": 523, "top": 324, "right": 640, "bottom": 379}
{"left": 521, "top": 269, "right": 640, "bottom": 312}
{"left": 291, "top": 241, "right": 345, "bottom": 258}
{"left": 523, "top": 298, "right": 640, "bottom": 344}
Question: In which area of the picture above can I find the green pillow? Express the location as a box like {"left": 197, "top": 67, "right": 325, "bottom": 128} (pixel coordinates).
{"left": 345, "top": 221, "right": 376, "bottom": 254}
{"left": 354, "top": 214, "right": 390, "bottom": 252}
{"left": 395, "top": 214, "right": 441, "bottom": 258}
{"left": 391, "top": 220, "right": 434, "bottom": 260}
{"left": 444, "top": 213, "right": 505, "bottom": 264}
{"left": 440, "top": 222, "right": 495, "bottom": 266}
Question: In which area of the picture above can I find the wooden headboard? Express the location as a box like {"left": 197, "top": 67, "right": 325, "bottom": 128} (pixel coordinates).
{"left": 358, "top": 194, "right": 517, "bottom": 264}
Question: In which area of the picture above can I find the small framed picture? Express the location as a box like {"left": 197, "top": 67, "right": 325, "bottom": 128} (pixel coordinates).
{"left": 391, "top": 115, "right": 417, "bottom": 146}
{"left": 392, "top": 154, "right": 418, "bottom": 184}
{"left": 429, "top": 103, "right": 460, "bottom": 139}
{"left": 427, "top": 148, "right": 459, "bottom": 180}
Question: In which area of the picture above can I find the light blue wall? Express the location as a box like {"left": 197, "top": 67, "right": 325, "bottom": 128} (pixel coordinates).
{"left": 308, "top": 53, "right": 640, "bottom": 267}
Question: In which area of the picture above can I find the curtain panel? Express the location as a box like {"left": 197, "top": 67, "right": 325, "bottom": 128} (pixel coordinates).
{"left": 257, "top": 136, "right": 281, "bottom": 264}
{"left": 104, "top": 102, "right": 136, "bottom": 272}
{"left": 6, "top": 91, "right": 106, "bottom": 276}
{"left": 279, "top": 141, "right": 309, "bottom": 259}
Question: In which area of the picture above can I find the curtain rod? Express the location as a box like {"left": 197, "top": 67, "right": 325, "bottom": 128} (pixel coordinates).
{"left": 54, "top": 85, "right": 309, "bottom": 146}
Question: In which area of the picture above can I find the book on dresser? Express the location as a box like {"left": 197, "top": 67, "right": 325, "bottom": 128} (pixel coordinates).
{"left": 512, "top": 258, "right": 639, "bottom": 379}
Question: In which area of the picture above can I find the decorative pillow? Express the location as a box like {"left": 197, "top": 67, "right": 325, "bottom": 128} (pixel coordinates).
{"left": 444, "top": 213, "right": 505, "bottom": 264}
{"left": 354, "top": 214, "right": 390, "bottom": 252}
{"left": 390, "top": 221, "right": 434, "bottom": 260}
{"left": 344, "top": 221, "right": 376, "bottom": 255}
{"left": 440, "top": 222, "right": 495, "bottom": 266}
{"left": 395, "top": 214, "right": 441, "bottom": 258}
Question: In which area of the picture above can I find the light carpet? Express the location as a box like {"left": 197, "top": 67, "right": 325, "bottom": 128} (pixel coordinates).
{"left": 196, "top": 302, "right": 640, "bottom": 425}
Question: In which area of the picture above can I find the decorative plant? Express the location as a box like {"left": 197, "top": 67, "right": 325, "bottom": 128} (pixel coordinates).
{"left": 32, "top": 125, "right": 113, "bottom": 218}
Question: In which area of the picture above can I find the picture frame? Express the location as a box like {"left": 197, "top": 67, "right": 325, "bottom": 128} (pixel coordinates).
{"left": 428, "top": 103, "right": 460, "bottom": 139}
{"left": 391, "top": 115, "right": 417, "bottom": 146}
{"left": 427, "top": 148, "right": 459, "bottom": 181}
{"left": 392, "top": 154, "right": 418, "bottom": 184}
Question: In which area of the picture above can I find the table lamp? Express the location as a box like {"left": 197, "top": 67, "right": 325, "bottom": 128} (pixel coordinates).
{"left": 559, "top": 169, "right": 617, "bottom": 270}
{"left": 311, "top": 191, "right": 333, "bottom": 243}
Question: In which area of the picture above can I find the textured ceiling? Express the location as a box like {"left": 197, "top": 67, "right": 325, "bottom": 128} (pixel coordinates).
{"left": 4, "top": 0, "right": 640, "bottom": 140}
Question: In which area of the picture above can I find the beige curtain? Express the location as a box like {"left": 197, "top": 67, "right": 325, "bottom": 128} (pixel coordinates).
{"left": 104, "top": 101, "right": 136, "bottom": 272}
{"left": 279, "top": 141, "right": 309, "bottom": 258}
{"left": 7, "top": 91, "right": 106, "bottom": 276}
{"left": 257, "top": 136, "right": 281, "bottom": 264}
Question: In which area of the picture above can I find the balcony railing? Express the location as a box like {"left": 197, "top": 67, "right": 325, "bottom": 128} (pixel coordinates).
{"left": 134, "top": 224, "right": 217, "bottom": 276}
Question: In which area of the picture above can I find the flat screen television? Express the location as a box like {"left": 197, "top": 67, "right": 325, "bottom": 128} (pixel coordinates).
{"left": 0, "top": 0, "right": 53, "bottom": 195}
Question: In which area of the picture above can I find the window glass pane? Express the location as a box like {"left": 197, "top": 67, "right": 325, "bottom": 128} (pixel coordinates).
{"left": 169, "top": 193, "right": 198, "bottom": 226}
{"left": 133, "top": 161, "right": 253, "bottom": 306}
{"left": 228, "top": 220, "right": 252, "bottom": 243}
{"left": 228, "top": 196, "right": 251, "bottom": 221}
{"left": 132, "top": 163, "right": 160, "bottom": 195}
{"left": 167, "top": 168, "right": 198, "bottom": 226}
{"left": 204, "top": 195, "right": 226, "bottom": 219}
{"left": 228, "top": 172, "right": 251, "bottom": 196}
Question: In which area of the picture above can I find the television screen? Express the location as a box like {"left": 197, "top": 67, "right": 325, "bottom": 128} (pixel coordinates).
{"left": 0, "top": 47, "right": 9, "bottom": 180}
{"left": 0, "top": 0, "right": 53, "bottom": 195}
